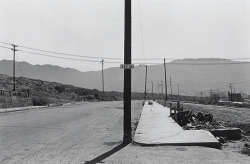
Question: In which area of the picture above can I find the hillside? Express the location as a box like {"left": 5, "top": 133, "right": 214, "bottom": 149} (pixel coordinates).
{"left": 0, "top": 74, "right": 165, "bottom": 106}
{"left": 0, "top": 74, "right": 123, "bottom": 105}
{"left": 0, "top": 59, "right": 250, "bottom": 96}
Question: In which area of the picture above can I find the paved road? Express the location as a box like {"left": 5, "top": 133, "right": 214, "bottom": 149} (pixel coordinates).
{"left": 1, "top": 101, "right": 250, "bottom": 164}
{"left": 0, "top": 101, "right": 140, "bottom": 164}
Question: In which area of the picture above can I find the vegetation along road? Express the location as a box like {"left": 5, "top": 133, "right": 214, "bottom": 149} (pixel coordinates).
{"left": 0, "top": 101, "right": 249, "bottom": 164}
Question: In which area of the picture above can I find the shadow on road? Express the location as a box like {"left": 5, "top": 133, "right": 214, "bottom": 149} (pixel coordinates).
{"left": 85, "top": 143, "right": 129, "bottom": 164}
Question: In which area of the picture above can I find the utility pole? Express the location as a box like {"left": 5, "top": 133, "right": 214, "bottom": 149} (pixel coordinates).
{"left": 123, "top": 0, "right": 132, "bottom": 144}
{"left": 229, "top": 83, "right": 233, "bottom": 102}
{"left": 170, "top": 76, "right": 172, "bottom": 99}
{"left": 217, "top": 88, "right": 220, "bottom": 100}
{"left": 100, "top": 59, "right": 104, "bottom": 97}
{"left": 209, "top": 90, "right": 213, "bottom": 101}
{"left": 200, "top": 92, "right": 203, "bottom": 102}
{"left": 164, "top": 58, "right": 168, "bottom": 103}
{"left": 233, "top": 88, "right": 235, "bottom": 101}
{"left": 148, "top": 81, "right": 154, "bottom": 100}
{"left": 11, "top": 44, "right": 17, "bottom": 91}
{"left": 177, "top": 84, "right": 179, "bottom": 97}
{"left": 144, "top": 65, "right": 148, "bottom": 102}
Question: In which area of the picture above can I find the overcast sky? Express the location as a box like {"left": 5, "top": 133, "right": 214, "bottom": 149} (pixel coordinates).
{"left": 0, "top": 0, "right": 249, "bottom": 72}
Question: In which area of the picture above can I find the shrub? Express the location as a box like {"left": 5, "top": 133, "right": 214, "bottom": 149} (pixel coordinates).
{"left": 94, "top": 93, "right": 100, "bottom": 100}
{"left": 86, "top": 95, "right": 95, "bottom": 101}
{"left": 54, "top": 85, "right": 65, "bottom": 93}
{"left": 32, "top": 96, "right": 49, "bottom": 106}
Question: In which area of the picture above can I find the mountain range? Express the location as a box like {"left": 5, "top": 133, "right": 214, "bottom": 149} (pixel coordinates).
{"left": 0, "top": 58, "right": 249, "bottom": 96}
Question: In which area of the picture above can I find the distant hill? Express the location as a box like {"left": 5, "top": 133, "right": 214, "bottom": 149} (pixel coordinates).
{"left": 0, "top": 58, "right": 249, "bottom": 96}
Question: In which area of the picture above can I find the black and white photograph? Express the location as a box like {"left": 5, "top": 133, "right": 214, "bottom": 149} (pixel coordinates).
{"left": 0, "top": 0, "right": 250, "bottom": 163}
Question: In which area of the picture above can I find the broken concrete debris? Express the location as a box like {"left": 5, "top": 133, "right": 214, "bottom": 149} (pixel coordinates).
{"left": 169, "top": 102, "right": 242, "bottom": 142}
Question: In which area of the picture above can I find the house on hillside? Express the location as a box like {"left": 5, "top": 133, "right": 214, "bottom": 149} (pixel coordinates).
{"left": 228, "top": 92, "right": 243, "bottom": 102}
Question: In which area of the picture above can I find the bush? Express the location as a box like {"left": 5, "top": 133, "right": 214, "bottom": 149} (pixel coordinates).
{"left": 94, "top": 93, "right": 100, "bottom": 100}
{"left": 32, "top": 96, "right": 49, "bottom": 106}
{"left": 54, "top": 85, "right": 65, "bottom": 93}
{"left": 86, "top": 95, "right": 95, "bottom": 101}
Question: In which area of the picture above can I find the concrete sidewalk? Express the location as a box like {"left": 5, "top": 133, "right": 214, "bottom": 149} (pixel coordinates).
{"left": 134, "top": 101, "right": 221, "bottom": 148}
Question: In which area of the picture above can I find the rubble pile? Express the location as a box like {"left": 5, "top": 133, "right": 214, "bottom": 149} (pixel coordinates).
{"left": 175, "top": 110, "right": 227, "bottom": 131}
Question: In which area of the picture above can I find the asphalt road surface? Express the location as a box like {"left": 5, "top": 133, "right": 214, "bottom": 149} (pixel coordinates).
{"left": 1, "top": 101, "right": 250, "bottom": 164}
{"left": 0, "top": 101, "right": 132, "bottom": 164}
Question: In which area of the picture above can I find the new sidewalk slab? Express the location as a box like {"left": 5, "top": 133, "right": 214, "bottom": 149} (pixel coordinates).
{"left": 134, "top": 101, "right": 221, "bottom": 149}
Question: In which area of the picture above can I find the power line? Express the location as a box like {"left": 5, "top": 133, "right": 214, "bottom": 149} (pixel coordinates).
{"left": 0, "top": 45, "right": 12, "bottom": 50}
{"left": 1, "top": 42, "right": 250, "bottom": 65}
{"left": 18, "top": 50, "right": 105, "bottom": 63}
{"left": 0, "top": 41, "right": 10, "bottom": 45}
{"left": 2, "top": 41, "right": 250, "bottom": 62}
{"left": 0, "top": 41, "right": 122, "bottom": 60}
{"left": 0, "top": 41, "right": 176, "bottom": 61}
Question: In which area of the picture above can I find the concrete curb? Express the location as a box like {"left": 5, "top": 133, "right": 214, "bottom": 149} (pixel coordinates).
{"left": 0, "top": 106, "right": 47, "bottom": 113}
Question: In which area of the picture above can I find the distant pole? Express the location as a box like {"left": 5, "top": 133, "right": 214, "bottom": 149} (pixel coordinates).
{"left": 200, "top": 92, "right": 203, "bottom": 102}
{"left": 123, "top": 0, "right": 132, "bottom": 144}
{"left": 152, "top": 81, "right": 154, "bottom": 100}
{"left": 229, "top": 83, "right": 233, "bottom": 102}
{"left": 164, "top": 58, "right": 168, "bottom": 103}
{"left": 233, "top": 88, "right": 235, "bottom": 101}
{"left": 177, "top": 84, "right": 179, "bottom": 97}
{"left": 210, "top": 90, "right": 213, "bottom": 101}
{"left": 217, "top": 88, "right": 220, "bottom": 100}
{"left": 144, "top": 65, "right": 147, "bottom": 102}
{"left": 148, "top": 81, "right": 154, "bottom": 100}
{"left": 101, "top": 59, "right": 104, "bottom": 97}
{"left": 170, "top": 76, "right": 172, "bottom": 99}
{"left": 11, "top": 44, "right": 17, "bottom": 91}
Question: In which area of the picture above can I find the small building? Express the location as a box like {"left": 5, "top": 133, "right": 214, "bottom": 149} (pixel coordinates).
{"left": 228, "top": 92, "right": 243, "bottom": 102}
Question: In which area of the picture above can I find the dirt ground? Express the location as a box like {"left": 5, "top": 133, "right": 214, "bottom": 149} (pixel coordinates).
{"left": 183, "top": 103, "right": 250, "bottom": 156}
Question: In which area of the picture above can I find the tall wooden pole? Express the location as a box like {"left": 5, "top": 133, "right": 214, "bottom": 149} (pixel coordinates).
{"left": 123, "top": 0, "right": 132, "bottom": 144}
{"left": 144, "top": 65, "right": 147, "bottom": 102}
{"left": 11, "top": 44, "right": 17, "bottom": 91}
{"left": 101, "top": 59, "right": 104, "bottom": 97}
{"left": 229, "top": 83, "right": 233, "bottom": 102}
{"left": 170, "top": 76, "right": 172, "bottom": 99}
{"left": 177, "top": 84, "right": 179, "bottom": 97}
{"left": 148, "top": 81, "right": 154, "bottom": 100}
{"left": 151, "top": 81, "right": 154, "bottom": 100}
{"left": 164, "top": 58, "right": 168, "bottom": 104}
{"left": 201, "top": 92, "right": 203, "bottom": 102}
